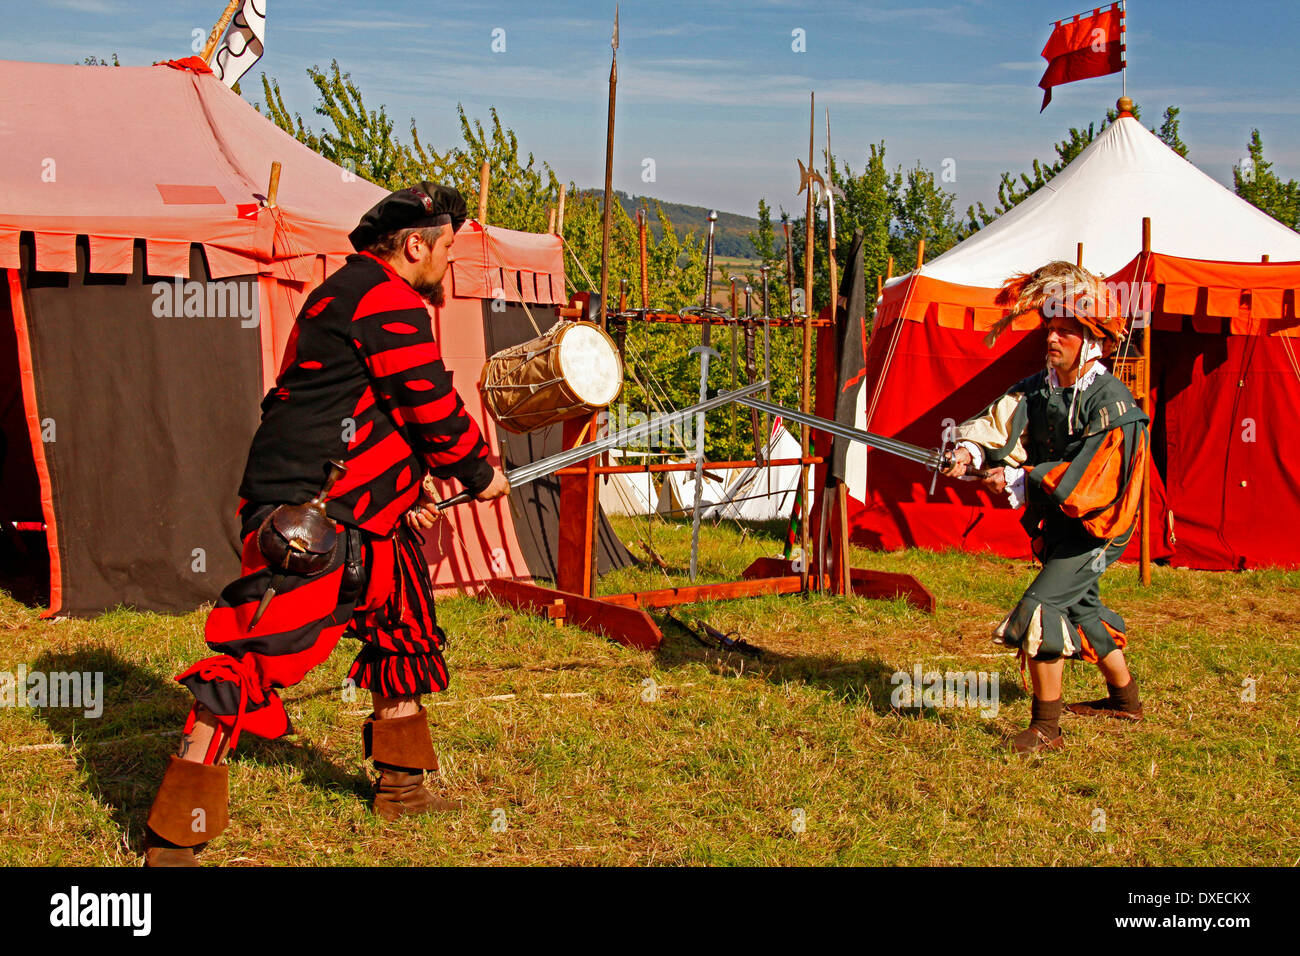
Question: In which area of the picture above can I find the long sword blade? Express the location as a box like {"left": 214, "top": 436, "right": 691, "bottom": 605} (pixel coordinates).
{"left": 436, "top": 380, "right": 770, "bottom": 510}
{"left": 730, "top": 393, "right": 974, "bottom": 474}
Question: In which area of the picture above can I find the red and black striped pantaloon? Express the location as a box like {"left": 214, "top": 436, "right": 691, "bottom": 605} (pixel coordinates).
{"left": 176, "top": 504, "right": 448, "bottom": 752}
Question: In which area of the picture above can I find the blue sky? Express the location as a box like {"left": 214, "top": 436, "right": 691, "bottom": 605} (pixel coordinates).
{"left": 5, "top": 0, "right": 1297, "bottom": 218}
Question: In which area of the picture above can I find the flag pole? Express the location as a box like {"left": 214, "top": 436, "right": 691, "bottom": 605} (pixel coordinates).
{"left": 201, "top": 0, "right": 242, "bottom": 64}
{"left": 1121, "top": 0, "right": 1128, "bottom": 100}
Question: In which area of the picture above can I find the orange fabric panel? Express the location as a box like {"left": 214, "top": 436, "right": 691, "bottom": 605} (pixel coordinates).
{"left": 87, "top": 235, "right": 134, "bottom": 274}
{"left": 1082, "top": 429, "right": 1148, "bottom": 540}
{"left": 34, "top": 232, "right": 77, "bottom": 273}
{"left": 1161, "top": 283, "right": 1197, "bottom": 315}
{"left": 1206, "top": 286, "right": 1240, "bottom": 317}
{"left": 0, "top": 228, "right": 19, "bottom": 270}
{"left": 449, "top": 222, "right": 566, "bottom": 303}
{"left": 6, "top": 269, "right": 63, "bottom": 616}
{"left": 1078, "top": 618, "right": 1127, "bottom": 664}
{"left": 1252, "top": 288, "right": 1284, "bottom": 318}
{"left": 201, "top": 243, "right": 257, "bottom": 279}
{"left": 972, "top": 306, "right": 1004, "bottom": 331}
{"left": 935, "top": 302, "right": 966, "bottom": 329}
{"left": 146, "top": 238, "right": 192, "bottom": 277}
{"left": 1145, "top": 252, "right": 1300, "bottom": 293}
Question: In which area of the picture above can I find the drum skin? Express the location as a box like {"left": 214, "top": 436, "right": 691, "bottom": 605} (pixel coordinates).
{"left": 480, "top": 321, "right": 622, "bottom": 434}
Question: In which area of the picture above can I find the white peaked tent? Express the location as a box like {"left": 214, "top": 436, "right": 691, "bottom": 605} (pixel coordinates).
{"left": 896, "top": 114, "right": 1300, "bottom": 290}
{"left": 706, "top": 424, "right": 809, "bottom": 521}
{"left": 599, "top": 452, "right": 658, "bottom": 516}
{"left": 656, "top": 469, "right": 727, "bottom": 517}
{"left": 854, "top": 111, "right": 1300, "bottom": 570}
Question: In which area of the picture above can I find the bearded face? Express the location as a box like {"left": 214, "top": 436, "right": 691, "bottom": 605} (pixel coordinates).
{"left": 411, "top": 275, "right": 446, "bottom": 307}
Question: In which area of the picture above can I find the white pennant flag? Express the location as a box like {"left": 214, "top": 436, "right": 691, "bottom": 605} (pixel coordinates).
{"left": 211, "top": 0, "right": 267, "bottom": 89}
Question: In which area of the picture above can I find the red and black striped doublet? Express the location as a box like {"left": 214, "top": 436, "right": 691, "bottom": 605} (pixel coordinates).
{"left": 179, "top": 253, "right": 488, "bottom": 748}
{"left": 239, "top": 251, "right": 492, "bottom": 535}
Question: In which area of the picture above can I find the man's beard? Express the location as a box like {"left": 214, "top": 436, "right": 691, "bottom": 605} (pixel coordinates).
{"left": 413, "top": 278, "right": 445, "bottom": 307}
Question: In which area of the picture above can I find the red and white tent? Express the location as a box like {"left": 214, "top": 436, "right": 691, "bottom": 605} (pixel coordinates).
{"left": 844, "top": 111, "right": 1300, "bottom": 570}
{"left": 1, "top": 58, "right": 625, "bottom": 616}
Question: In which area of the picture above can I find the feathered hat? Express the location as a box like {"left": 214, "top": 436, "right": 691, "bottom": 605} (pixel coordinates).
{"left": 983, "top": 260, "right": 1126, "bottom": 348}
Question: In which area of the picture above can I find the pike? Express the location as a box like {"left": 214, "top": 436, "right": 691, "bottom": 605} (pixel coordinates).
{"left": 688, "top": 210, "right": 721, "bottom": 581}
{"left": 598, "top": 6, "right": 619, "bottom": 331}
{"left": 728, "top": 393, "right": 993, "bottom": 487}
{"left": 435, "top": 381, "right": 771, "bottom": 511}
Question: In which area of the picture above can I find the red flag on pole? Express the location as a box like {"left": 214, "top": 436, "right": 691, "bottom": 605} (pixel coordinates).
{"left": 1038, "top": 2, "right": 1126, "bottom": 111}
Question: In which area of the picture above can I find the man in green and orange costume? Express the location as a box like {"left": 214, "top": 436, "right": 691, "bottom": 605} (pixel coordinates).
{"left": 942, "top": 261, "right": 1149, "bottom": 754}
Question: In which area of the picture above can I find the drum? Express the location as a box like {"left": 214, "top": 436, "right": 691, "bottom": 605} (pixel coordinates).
{"left": 480, "top": 320, "right": 623, "bottom": 433}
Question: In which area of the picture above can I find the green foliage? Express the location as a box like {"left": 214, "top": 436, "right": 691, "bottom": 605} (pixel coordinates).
{"left": 780, "top": 142, "right": 960, "bottom": 322}
{"left": 80, "top": 54, "right": 120, "bottom": 66}
{"left": 1233, "top": 130, "right": 1300, "bottom": 232}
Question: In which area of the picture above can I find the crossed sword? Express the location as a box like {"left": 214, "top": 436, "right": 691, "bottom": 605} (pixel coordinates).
{"left": 433, "top": 382, "right": 985, "bottom": 512}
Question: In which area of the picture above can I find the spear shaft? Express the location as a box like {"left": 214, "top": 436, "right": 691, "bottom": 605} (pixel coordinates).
{"left": 599, "top": 8, "right": 619, "bottom": 331}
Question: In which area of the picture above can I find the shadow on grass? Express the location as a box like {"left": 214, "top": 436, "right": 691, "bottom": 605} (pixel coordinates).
{"left": 30, "top": 646, "right": 371, "bottom": 852}
{"left": 651, "top": 616, "right": 1029, "bottom": 717}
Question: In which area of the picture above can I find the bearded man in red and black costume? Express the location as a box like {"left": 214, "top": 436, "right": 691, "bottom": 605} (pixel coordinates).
{"left": 142, "top": 183, "right": 509, "bottom": 866}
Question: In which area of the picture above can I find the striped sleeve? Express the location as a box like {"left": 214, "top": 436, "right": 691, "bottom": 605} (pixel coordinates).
{"left": 351, "top": 279, "right": 493, "bottom": 494}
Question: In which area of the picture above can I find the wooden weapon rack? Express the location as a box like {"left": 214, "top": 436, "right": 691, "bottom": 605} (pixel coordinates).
{"left": 476, "top": 300, "right": 936, "bottom": 650}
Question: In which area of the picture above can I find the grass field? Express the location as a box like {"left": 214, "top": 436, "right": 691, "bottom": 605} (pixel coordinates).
{"left": 1, "top": 515, "right": 1297, "bottom": 866}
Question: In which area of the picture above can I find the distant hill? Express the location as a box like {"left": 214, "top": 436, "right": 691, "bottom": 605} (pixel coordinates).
{"left": 577, "top": 189, "right": 772, "bottom": 259}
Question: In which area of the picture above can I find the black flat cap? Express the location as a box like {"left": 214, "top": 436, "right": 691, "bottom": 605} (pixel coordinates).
{"left": 348, "top": 182, "right": 469, "bottom": 252}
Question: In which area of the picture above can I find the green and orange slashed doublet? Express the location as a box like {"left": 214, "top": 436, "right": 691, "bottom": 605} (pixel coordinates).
{"left": 956, "top": 367, "right": 1149, "bottom": 662}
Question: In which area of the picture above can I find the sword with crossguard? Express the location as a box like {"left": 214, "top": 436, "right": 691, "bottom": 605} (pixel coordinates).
{"left": 727, "top": 393, "right": 993, "bottom": 490}
{"left": 431, "top": 380, "right": 771, "bottom": 511}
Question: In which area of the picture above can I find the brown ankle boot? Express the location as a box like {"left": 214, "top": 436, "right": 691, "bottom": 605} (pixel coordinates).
{"left": 363, "top": 707, "right": 462, "bottom": 819}
{"left": 1067, "top": 677, "right": 1143, "bottom": 721}
{"left": 1010, "top": 698, "right": 1065, "bottom": 755}
{"left": 142, "top": 756, "right": 229, "bottom": 867}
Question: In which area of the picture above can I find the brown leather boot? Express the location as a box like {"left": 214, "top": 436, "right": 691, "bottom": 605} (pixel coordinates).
{"left": 1010, "top": 697, "right": 1066, "bottom": 755}
{"left": 142, "top": 756, "right": 229, "bottom": 867}
{"left": 1067, "top": 677, "right": 1143, "bottom": 721}
{"left": 363, "top": 707, "right": 462, "bottom": 820}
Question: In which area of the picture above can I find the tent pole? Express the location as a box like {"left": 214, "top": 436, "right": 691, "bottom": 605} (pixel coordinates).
{"left": 638, "top": 209, "right": 650, "bottom": 309}
{"left": 265, "top": 161, "right": 281, "bottom": 208}
{"left": 885, "top": 256, "right": 894, "bottom": 281}
{"left": 200, "top": 0, "right": 241, "bottom": 64}
{"left": 477, "top": 160, "right": 490, "bottom": 225}
{"left": 1077, "top": 241, "right": 1084, "bottom": 267}
{"left": 1140, "top": 216, "right": 1152, "bottom": 586}
{"left": 556, "top": 184, "right": 567, "bottom": 238}
{"left": 799, "top": 92, "right": 816, "bottom": 592}
{"left": 547, "top": 207, "right": 556, "bottom": 234}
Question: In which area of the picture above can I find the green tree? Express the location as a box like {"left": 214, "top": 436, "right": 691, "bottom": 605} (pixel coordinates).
{"left": 1233, "top": 130, "right": 1300, "bottom": 232}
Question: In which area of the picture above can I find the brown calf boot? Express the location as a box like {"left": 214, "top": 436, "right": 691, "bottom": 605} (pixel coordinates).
{"left": 363, "top": 707, "right": 462, "bottom": 820}
{"left": 142, "top": 757, "right": 229, "bottom": 867}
